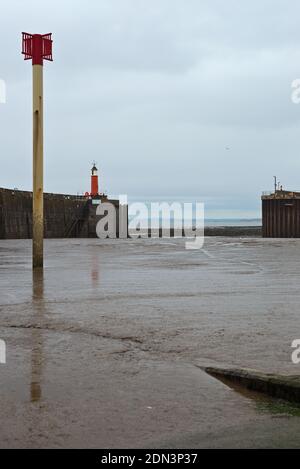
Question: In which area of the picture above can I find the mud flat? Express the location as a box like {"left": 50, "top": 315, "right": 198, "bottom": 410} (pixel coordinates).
{"left": 204, "top": 226, "right": 261, "bottom": 237}
{"left": 1, "top": 237, "right": 300, "bottom": 448}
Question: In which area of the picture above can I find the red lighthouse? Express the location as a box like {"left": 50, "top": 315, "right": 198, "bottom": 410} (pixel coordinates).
{"left": 91, "top": 163, "right": 99, "bottom": 197}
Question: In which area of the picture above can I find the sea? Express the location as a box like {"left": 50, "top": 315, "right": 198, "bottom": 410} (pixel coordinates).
{"left": 205, "top": 218, "right": 261, "bottom": 227}
{"left": 123, "top": 197, "right": 262, "bottom": 228}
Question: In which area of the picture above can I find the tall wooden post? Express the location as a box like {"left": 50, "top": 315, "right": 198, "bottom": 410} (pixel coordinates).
{"left": 22, "top": 32, "right": 53, "bottom": 269}
{"left": 32, "top": 64, "right": 43, "bottom": 268}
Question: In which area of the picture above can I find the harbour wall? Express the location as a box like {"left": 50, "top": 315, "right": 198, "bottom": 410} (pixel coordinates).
{"left": 0, "top": 188, "right": 120, "bottom": 239}
{"left": 262, "top": 193, "right": 300, "bottom": 238}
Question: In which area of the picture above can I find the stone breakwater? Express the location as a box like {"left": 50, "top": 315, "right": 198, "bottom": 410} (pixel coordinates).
{"left": 0, "top": 187, "right": 121, "bottom": 239}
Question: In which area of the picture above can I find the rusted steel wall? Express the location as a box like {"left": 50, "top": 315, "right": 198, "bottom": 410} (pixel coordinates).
{"left": 0, "top": 188, "right": 121, "bottom": 239}
{"left": 262, "top": 198, "right": 300, "bottom": 237}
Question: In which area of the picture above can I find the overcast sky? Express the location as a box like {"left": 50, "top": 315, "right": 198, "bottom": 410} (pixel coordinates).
{"left": 1, "top": 0, "right": 300, "bottom": 217}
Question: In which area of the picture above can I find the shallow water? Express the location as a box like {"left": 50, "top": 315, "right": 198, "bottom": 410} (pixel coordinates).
{"left": 1, "top": 237, "right": 300, "bottom": 448}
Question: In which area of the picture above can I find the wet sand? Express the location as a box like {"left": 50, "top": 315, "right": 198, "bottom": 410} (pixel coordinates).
{"left": 1, "top": 237, "right": 300, "bottom": 448}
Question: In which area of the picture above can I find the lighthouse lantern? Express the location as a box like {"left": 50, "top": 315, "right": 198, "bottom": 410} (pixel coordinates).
{"left": 91, "top": 163, "right": 99, "bottom": 196}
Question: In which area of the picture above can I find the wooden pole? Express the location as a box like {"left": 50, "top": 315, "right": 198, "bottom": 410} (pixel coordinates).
{"left": 32, "top": 64, "right": 43, "bottom": 269}
{"left": 22, "top": 32, "right": 52, "bottom": 268}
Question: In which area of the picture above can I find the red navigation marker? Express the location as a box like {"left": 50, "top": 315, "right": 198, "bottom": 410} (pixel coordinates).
{"left": 22, "top": 33, "right": 53, "bottom": 65}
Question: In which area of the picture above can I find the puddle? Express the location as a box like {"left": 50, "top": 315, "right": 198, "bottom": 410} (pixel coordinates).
{"left": 255, "top": 399, "right": 300, "bottom": 417}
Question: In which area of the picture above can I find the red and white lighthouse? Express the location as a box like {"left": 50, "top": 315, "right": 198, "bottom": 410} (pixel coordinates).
{"left": 90, "top": 163, "right": 99, "bottom": 196}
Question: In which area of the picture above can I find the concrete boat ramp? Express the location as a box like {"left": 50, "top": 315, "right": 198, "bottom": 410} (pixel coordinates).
{"left": 203, "top": 366, "right": 300, "bottom": 404}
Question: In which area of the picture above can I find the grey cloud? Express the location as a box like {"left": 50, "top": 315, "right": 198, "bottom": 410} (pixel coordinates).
{"left": 1, "top": 0, "right": 300, "bottom": 217}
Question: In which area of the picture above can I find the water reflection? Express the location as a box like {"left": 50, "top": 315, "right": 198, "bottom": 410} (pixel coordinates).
{"left": 91, "top": 250, "right": 100, "bottom": 288}
{"left": 31, "top": 269, "right": 44, "bottom": 402}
